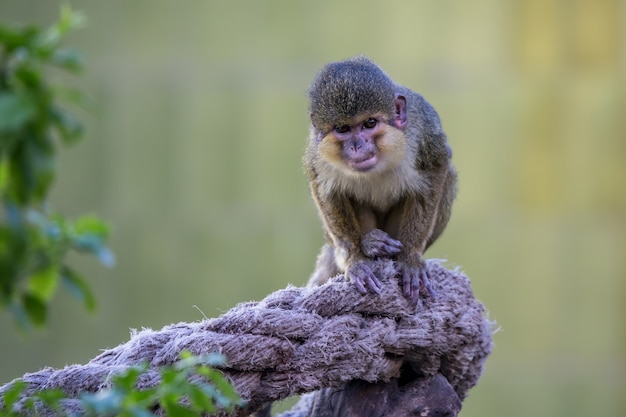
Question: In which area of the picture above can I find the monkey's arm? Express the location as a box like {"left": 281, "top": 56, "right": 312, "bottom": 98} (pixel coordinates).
{"left": 395, "top": 140, "right": 456, "bottom": 304}
{"left": 361, "top": 228, "right": 403, "bottom": 258}
{"left": 308, "top": 179, "right": 383, "bottom": 294}
{"left": 426, "top": 164, "right": 457, "bottom": 250}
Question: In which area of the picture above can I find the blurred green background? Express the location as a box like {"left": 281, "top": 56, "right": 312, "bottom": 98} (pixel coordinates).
{"left": 1, "top": 1, "right": 624, "bottom": 416}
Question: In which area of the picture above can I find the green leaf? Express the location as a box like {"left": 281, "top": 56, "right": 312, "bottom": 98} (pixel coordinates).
{"left": 206, "top": 369, "right": 240, "bottom": 403}
{"left": 7, "top": 302, "right": 32, "bottom": 330}
{"left": 159, "top": 366, "right": 183, "bottom": 386}
{"left": 61, "top": 266, "right": 96, "bottom": 311}
{"left": 22, "top": 292, "right": 47, "bottom": 326}
{"left": 200, "top": 352, "right": 227, "bottom": 367}
{"left": 126, "top": 406, "right": 157, "bottom": 417}
{"left": 14, "top": 65, "right": 44, "bottom": 90}
{"left": 95, "top": 245, "right": 115, "bottom": 267}
{"left": 0, "top": 132, "right": 19, "bottom": 155}
{"left": 51, "top": 107, "right": 84, "bottom": 145}
{"left": 128, "top": 388, "right": 157, "bottom": 408}
{"left": 0, "top": 92, "right": 37, "bottom": 132}
{"left": 187, "top": 385, "right": 216, "bottom": 413}
{"left": 71, "top": 233, "right": 115, "bottom": 267}
{"left": 27, "top": 264, "right": 60, "bottom": 302}
{"left": 5, "top": 138, "right": 56, "bottom": 205}
{"left": 0, "top": 25, "right": 38, "bottom": 51}
{"left": 26, "top": 139, "right": 56, "bottom": 203}
{"left": 163, "top": 401, "right": 198, "bottom": 417}
{"left": 58, "top": 5, "right": 86, "bottom": 34}
{"left": 36, "top": 7, "right": 85, "bottom": 53}
{"left": 34, "top": 388, "right": 66, "bottom": 411}
{"left": 50, "top": 48, "right": 83, "bottom": 72}
{"left": 0, "top": 156, "right": 9, "bottom": 192}
{"left": 111, "top": 365, "right": 144, "bottom": 390}
{"left": 1, "top": 380, "right": 26, "bottom": 409}
{"left": 74, "top": 214, "right": 110, "bottom": 237}
{"left": 80, "top": 389, "right": 124, "bottom": 415}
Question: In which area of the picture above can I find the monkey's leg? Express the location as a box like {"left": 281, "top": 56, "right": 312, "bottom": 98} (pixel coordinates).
{"left": 310, "top": 185, "right": 382, "bottom": 294}
{"left": 425, "top": 165, "right": 457, "bottom": 251}
{"left": 389, "top": 194, "right": 442, "bottom": 304}
{"left": 308, "top": 243, "right": 340, "bottom": 287}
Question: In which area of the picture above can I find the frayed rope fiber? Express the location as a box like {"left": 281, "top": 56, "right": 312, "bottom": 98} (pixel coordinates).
{"left": 0, "top": 259, "right": 493, "bottom": 416}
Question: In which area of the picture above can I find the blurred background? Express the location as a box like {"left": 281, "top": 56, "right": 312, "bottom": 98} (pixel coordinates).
{"left": 0, "top": 1, "right": 624, "bottom": 416}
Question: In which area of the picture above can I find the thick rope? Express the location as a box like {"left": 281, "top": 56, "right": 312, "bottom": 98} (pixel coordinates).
{"left": 0, "top": 259, "right": 493, "bottom": 416}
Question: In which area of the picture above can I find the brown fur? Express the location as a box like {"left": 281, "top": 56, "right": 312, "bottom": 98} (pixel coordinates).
{"left": 305, "top": 57, "right": 457, "bottom": 293}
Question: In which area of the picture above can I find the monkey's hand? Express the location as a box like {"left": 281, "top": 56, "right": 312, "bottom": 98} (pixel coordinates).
{"left": 347, "top": 259, "right": 382, "bottom": 295}
{"left": 398, "top": 259, "right": 434, "bottom": 305}
{"left": 361, "top": 229, "right": 403, "bottom": 258}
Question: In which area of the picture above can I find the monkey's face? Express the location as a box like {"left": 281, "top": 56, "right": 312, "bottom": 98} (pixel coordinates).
{"left": 315, "top": 95, "right": 409, "bottom": 176}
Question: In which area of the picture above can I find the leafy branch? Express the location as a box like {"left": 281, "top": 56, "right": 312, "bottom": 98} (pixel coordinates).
{"left": 1, "top": 352, "right": 242, "bottom": 417}
{"left": 0, "top": 6, "right": 113, "bottom": 328}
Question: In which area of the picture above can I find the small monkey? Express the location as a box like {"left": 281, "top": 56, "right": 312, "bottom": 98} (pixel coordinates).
{"left": 304, "top": 56, "right": 456, "bottom": 304}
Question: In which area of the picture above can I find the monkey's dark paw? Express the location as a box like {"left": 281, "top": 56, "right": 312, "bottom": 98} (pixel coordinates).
{"left": 400, "top": 263, "right": 435, "bottom": 305}
{"left": 361, "top": 229, "right": 403, "bottom": 258}
{"left": 347, "top": 260, "right": 382, "bottom": 295}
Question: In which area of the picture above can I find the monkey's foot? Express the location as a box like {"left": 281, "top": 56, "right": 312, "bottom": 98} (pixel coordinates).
{"left": 361, "top": 229, "right": 403, "bottom": 258}
{"left": 347, "top": 260, "right": 382, "bottom": 295}
{"left": 401, "top": 264, "right": 435, "bottom": 305}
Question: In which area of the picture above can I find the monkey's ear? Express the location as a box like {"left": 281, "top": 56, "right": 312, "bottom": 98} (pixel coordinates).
{"left": 394, "top": 94, "right": 408, "bottom": 129}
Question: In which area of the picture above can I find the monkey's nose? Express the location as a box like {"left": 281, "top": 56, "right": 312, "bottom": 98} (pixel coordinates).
{"left": 349, "top": 141, "right": 361, "bottom": 152}
{"left": 349, "top": 137, "right": 370, "bottom": 151}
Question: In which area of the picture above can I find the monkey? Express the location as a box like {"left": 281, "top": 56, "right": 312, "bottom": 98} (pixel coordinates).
{"left": 304, "top": 56, "right": 457, "bottom": 305}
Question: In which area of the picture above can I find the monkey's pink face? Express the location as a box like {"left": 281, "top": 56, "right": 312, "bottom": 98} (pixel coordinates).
{"left": 318, "top": 118, "right": 406, "bottom": 175}
{"left": 317, "top": 95, "right": 408, "bottom": 174}
{"left": 331, "top": 115, "right": 386, "bottom": 172}
{"left": 318, "top": 96, "right": 407, "bottom": 173}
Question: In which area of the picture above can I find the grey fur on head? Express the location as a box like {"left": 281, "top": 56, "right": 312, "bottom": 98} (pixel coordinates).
{"left": 308, "top": 56, "right": 396, "bottom": 131}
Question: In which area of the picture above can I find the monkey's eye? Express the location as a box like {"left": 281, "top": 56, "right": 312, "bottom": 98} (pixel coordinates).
{"left": 334, "top": 125, "right": 350, "bottom": 134}
{"left": 363, "top": 118, "right": 377, "bottom": 129}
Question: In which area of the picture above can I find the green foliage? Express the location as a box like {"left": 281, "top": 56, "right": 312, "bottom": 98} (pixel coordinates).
{"left": 0, "top": 12, "right": 243, "bottom": 416}
{"left": 0, "top": 7, "right": 113, "bottom": 328}
{"left": 0, "top": 352, "right": 243, "bottom": 417}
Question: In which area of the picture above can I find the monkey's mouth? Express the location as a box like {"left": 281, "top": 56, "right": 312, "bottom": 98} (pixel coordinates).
{"left": 349, "top": 155, "right": 378, "bottom": 172}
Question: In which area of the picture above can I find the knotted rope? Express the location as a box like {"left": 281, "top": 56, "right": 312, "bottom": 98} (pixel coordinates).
{"left": 0, "top": 260, "right": 493, "bottom": 416}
